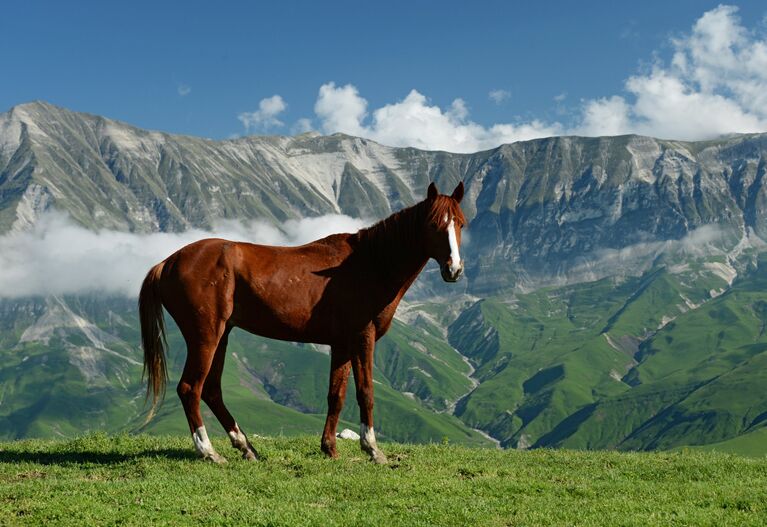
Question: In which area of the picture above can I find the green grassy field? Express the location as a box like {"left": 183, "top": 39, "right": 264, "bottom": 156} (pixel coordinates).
{"left": 1, "top": 434, "right": 765, "bottom": 526}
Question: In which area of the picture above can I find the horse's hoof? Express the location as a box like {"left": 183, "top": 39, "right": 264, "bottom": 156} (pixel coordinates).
{"left": 242, "top": 450, "right": 258, "bottom": 461}
{"left": 203, "top": 452, "right": 228, "bottom": 464}
{"left": 322, "top": 449, "right": 339, "bottom": 459}
{"left": 370, "top": 451, "right": 388, "bottom": 465}
{"left": 321, "top": 442, "right": 338, "bottom": 459}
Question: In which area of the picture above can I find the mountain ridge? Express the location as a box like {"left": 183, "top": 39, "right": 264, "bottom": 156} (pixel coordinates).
{"left": 4, "top": 101, "right": 767, "bottom": 296}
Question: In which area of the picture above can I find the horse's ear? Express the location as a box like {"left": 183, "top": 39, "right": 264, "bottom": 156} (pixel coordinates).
{"left": 427, "top": 182, "right": 439, "bottom": 200}
{"left": 451, "top": 181, "right": 464, "bottom": 203}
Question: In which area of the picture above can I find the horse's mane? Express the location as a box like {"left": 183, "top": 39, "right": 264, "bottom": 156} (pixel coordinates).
{"left": 353, "top": 196, "right": 465, "bottom": 265}
{"left": 424, "top": 195, "right": 466, "bottom": 227}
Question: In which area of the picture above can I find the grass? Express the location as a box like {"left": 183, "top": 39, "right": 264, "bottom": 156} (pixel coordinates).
{"left": 0, "top": 434, "right": 766, "bottom": 526}
{"left": 684, "top": 427, "right": 767, "bottom": 457}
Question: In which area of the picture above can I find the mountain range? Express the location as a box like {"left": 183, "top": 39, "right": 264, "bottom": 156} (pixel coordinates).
{"left": 1, "top": 101, "right": 766, "bottom": 455}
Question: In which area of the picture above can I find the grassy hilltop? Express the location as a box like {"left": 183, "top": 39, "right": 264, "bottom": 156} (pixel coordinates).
{"left": 0, "top": 434, "right": 765, "bottom": 526}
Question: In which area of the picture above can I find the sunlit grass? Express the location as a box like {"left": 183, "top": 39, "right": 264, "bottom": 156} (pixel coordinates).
{"left": 1, "top": 434, "right": 765, "bottom": 526}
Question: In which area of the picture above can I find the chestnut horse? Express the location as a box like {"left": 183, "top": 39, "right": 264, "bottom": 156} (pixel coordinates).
{"left": 139, "top": 181, "right": 466, "bottom": 463}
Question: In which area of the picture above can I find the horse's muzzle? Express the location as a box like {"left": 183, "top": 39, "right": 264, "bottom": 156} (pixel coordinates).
{"left": 441, "top": 261, "right": 464, "bottom": 282}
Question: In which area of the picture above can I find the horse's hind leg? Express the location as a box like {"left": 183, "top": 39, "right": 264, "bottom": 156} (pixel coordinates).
{"left": 202, "top": 326, "right": 259, "bottom": 461}
{"left": 351, "top": 329, "right": 387, "bottom": 464}
{"left": 177, "top": 323, "right": 228, "bottom": 464}
{"left": 321, "top": 347, "right": 352, "bottom": 459}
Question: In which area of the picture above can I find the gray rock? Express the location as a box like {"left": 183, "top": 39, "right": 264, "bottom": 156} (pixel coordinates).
{"left": 336, "top": 428, "right": 360, "bottom": 440}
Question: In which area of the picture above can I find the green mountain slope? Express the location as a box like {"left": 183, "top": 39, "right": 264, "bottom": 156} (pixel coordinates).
{"left": 446, "top": 257, "right": 767, "bottom": 454}
{"left": 562, "top": 257, "right": 767, "bottom": 451}
{"left": 0, "top": 296, "right": 488, "bottom": 446}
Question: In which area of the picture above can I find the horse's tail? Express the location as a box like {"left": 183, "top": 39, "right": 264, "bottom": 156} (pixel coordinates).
{"left": 139, "top": 260, "right": 168, "bottom": 426}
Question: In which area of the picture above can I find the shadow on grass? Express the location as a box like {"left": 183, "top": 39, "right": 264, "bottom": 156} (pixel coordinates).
{"left": 0, "top": 448, "right": 196, "bottom": 465}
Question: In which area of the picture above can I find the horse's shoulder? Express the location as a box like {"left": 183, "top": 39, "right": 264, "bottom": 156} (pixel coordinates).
{"left": 281, "top": 235, "right": 350, "bottom": 266}
{"left": 294, "top": 232, "right": 350, "bottom": 252}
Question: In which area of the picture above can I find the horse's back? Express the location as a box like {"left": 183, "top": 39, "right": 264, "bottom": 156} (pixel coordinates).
{"left": 158, "top": 235, "right": 356, "bottom": 343}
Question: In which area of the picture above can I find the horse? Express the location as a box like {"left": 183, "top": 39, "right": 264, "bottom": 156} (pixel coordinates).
{"left": 139, "top": 181, "right": 466, "bottom": 464}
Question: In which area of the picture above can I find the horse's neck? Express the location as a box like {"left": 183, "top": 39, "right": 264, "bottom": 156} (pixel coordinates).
{"left": 358, "top": 207, "right": 429, "bottom": 292}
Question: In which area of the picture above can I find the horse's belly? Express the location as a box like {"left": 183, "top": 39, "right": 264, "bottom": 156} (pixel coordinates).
{"left": 232, "top": 312, "right": 323, "bottom": 344}
{"left": 230, "top": 289, "right": 330, "bottom": 344}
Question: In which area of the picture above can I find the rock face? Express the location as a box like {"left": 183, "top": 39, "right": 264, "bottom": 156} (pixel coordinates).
{"left": 3, "top": 102, "right": 767, "bottom": 295}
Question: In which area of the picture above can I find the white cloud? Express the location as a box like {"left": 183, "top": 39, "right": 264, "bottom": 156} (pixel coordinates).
{"left": 488, "top": 89, "right": 511, "bottom": 104}
{"left": 592, "top": 224, "right": 728, "bottom": 266}
{"left": 314, "top": 82, "right": 368, "bottom": 137}
{"left": 310, "top": 6, "right": 767, "bottom": 151}
{"left": 576, "top": 96, "right": 633, "bottom": 137}
{"left": 564, "top": 224, "right": 736, "bottom": 286}
{"left": 576, "top": 5, "right": 767, "bottom": 140}
{"left": 314, "top": 83, "right": 560, "bottom": 153}
{"left": 0, "top": 212, "right": 366, "bottom": 298}
{"left": 238, "top": 95, "right": 288, "bottom": 132}
{"left": 292, "top": 117, "right": 314, "bottom": 134}
{"left": 177, "top": 84, "right": 191, "bottom": 97}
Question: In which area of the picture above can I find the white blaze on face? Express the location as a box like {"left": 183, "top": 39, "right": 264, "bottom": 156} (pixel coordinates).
{"left": 447, "top": 218, "right": 462, "bottom": 274}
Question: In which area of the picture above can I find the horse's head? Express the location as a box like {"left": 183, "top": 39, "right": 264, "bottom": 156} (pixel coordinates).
{"left": 423, "top": 181, "right": 466, "bottom": 282}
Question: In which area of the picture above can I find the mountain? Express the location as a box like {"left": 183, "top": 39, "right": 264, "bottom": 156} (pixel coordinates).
{"left": 1, "top": 101, "right": 766, "bottom": 454}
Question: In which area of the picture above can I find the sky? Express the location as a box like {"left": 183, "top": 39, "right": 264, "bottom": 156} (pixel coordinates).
{"left": 2, "top": 1, "right": 767, "bottom": 153}
{"left": 2, "top": 1, "right": 767, "bottom": 297}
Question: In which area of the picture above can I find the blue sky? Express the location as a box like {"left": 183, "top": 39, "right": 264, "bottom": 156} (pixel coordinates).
{"left": 2, "top": 1, "right": 767, "bottom": 152}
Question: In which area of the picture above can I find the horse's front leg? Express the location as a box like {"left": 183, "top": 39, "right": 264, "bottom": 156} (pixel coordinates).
{"left": 351, "top": 329, "right": 388, "bottom": 464}
{"left": 321, "top": 347, "right": 351, "bottom": 458}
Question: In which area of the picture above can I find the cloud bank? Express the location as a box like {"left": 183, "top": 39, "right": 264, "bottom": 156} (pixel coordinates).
{"left": 575, "top": 5, "right": 767, "bottom": 140}
{"left": 314, "top": 83, "right": 560, "bottom": 153}
{"left": 240, "top": 5, "right": 767, "bottom": 153}
{"left": 559, "top": 224, "right": 742, "bottom": 288}
{"left": 313, "top": 6, "right": 767, "bottom": 151}
{"left": 0, "top": 213, "right": 366, "bottom": 298}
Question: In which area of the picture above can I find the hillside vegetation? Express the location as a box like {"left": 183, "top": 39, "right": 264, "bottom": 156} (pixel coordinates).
{"left": 0, "top": 434, "right": 765, "bottom": 526}
{"left": 450, "top": 256, "right": 767, "bottom": 454}
{"left": 4, "top": 255, "right": 767, "bottom": 454}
